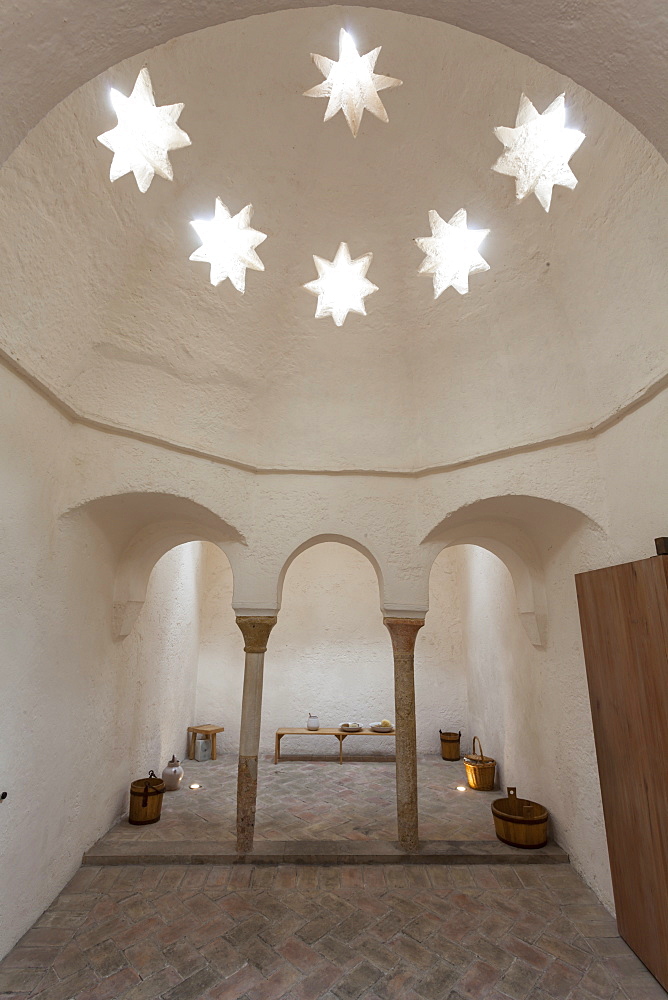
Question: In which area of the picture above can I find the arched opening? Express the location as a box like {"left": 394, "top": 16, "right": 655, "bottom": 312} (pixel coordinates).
{"left": 275, "top": 534, "right": 386, "bottom": 609}
{"left": 107, "top": 537, "right": 399, "bottom": 846}
{"left": 262, "top": 540, "right": 395, "bottom": 840}
{"left": 122, "top": 539, "right": 242, "bottom": 843}
{"left": 421, "top": 495, "right": 615, "bottom": 901}
{"left": 48, "top": 493, "right": 242, "bottom": 843}
{"left": 272, "top": 542, "right": 386, "bottom": 737}
{"left": 423, "top": 541, "right": 543, "bottom": 791}
{"left": 457, "top": 544, "right": 545, "bottom": 785}
{"left": 124, "top": 540, "right": 207, "bottom": 776}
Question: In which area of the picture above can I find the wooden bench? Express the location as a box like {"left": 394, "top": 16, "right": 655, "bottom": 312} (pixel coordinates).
{"left": 274, "top": 727, "right": 395, "bottom": 765}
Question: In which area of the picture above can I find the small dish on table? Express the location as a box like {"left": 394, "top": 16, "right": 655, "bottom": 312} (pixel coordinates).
{"left": 339, "top": 723, "right": 363, "bottom": 732}
{"left": 369, "top": 722, "right": 394, "bottom": 733}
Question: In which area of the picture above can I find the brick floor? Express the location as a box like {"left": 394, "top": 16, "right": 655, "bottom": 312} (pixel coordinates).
{"left": 1, "top": 864, "right": 666, "bottom": 999}
{"left": 98, "top": 757, "right": 501, "bottom": 845}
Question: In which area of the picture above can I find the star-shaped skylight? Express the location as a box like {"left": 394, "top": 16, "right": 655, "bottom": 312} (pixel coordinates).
{"left": 304, "top": 29, "right": 402, "bottom": 137}
{"left": 492, "top": 93, "right": 585, "bottom": 211}
{"left": 415, "top": 209, "right": 490, "bottom": 297}
{"left": 189, "top": 199, "right": 267, "bottom": 292}
{"left": 97, "top": 68, "right": 191, "bottom": 193}
{"left": 304, "top": 242, "right": 378, "bottom": 325}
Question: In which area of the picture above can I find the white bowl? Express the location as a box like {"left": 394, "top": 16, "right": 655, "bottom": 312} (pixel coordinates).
{"left": 339, "top": 723, "right": 362, "bottom": 731}
{"left": 370, "top": 723, "right": 394, "bottom": 732}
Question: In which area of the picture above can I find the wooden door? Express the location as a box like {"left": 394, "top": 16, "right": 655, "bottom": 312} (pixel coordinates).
{"left": 575, "top": 555, "right": 668, "bottom": 989}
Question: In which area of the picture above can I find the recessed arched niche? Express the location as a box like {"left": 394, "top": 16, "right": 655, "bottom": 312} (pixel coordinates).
{"left": 61, "top": 492, "right": 244, "bottom": 637}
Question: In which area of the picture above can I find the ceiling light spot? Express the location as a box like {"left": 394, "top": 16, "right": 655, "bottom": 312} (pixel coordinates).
{"left": 97, "top": 68, "right": 191, "bottom": 193}
{"left": 190, "top": 199, "right": 267, "bottom": 292}
{"left": 415, "top": 208, "right": 490, "bottom": 298}
{"left": 304, "top": 28, "right": 402, "bottom": 137}
{"left": 492, "top": 93, "right": 585, "bottom": 212}
{"left": 304, "top": 242, "right": 378, "bottom": 326}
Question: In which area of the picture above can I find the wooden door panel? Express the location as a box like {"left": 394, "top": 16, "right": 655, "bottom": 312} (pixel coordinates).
{"left": 576, "top": 555, "right": 668, "bottom": 990}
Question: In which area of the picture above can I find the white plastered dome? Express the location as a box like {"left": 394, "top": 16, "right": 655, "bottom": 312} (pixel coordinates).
{"left": 0, "top": 7, "right": 665, "bottom": 472}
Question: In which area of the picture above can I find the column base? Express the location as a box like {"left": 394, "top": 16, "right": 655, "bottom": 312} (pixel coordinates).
{"left": 236, "top": 755, "right": 258, "bottom": 853}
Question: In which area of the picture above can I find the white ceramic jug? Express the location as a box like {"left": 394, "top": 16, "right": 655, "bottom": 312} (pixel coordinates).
{"left": 307, "top": 713, "right": 320, "bottom": 730}
{"left": 162, "top": 755, "right": 184, "bottom": 790}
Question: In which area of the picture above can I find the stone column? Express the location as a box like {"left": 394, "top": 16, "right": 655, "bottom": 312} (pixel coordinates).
{"left": 235, "top": 615, "right": 277, "bottom": 853}
{"left": 383, "top": 616, "right": 424, "bottom": 852}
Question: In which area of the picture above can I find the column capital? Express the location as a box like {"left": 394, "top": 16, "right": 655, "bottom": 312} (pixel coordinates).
{"left": 236, "top": 615, "right": 278, "bottom": 653}
{"left": 383, "top": 616, "right": 425, "bottom": 656}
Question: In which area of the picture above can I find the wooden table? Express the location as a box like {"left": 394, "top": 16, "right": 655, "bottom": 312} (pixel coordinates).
{"left": 187, "top": 725, "right": 224, "bottom": 760}
{"left": 274, "top": 727, "right": 395, "bottom": 764}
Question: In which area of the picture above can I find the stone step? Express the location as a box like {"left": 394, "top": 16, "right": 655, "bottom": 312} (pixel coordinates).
{"left": 83, "top": 838, "right": 569, "bottom": 866}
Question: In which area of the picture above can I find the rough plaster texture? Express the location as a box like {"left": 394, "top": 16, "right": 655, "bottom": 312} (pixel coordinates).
{"left": 1, "top": 356, "right": 665, "bottom": 953}
{"left": 197, "top": 541, "right": 467, "bottom": 756}
{"left": 0, "top": 9, "right": 666, "bottom": 473}
{"left": 459, "top": 542, "right": 613, "bottom": 910}
{"left": 0, "top": 367, "right": 203, "bottom": 959}
{"left": 0, "top": 0, "right": 666, "bottom": 168}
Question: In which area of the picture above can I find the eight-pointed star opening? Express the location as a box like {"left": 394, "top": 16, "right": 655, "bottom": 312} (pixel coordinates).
{"left": 304, "top": 242, "right": 378, "bottom": 325}
{"left": 415, "top": 209, "right": 490, "bottom": 298}
{"left": 97, "top": 67, "right": 191, "bottom": 193}
{"left": 492, "top": 93, "right": 585, "bottom": 212}
{"left": 304, "top": 28, "right": 402, "bottom": 137}
{"left": 189, "top": 199, "right": 267, "bottom": 292}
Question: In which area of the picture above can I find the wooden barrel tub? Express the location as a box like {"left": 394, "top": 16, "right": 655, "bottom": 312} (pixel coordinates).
{"left": 491, "top": 786, "right": 549, "bottom": 848}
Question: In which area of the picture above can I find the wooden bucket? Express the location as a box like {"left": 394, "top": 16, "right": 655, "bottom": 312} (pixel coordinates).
{"left": 492, "top": 787, "right": 549, "bottom": 848}
{"left": 129, "top": 771, "right": 165, "bottom": 825}
{"left": 439, "top": 730, "right": 461, "bottom": 761}
{"left": 463, "top": 737, "right": 496, "bottom": 790}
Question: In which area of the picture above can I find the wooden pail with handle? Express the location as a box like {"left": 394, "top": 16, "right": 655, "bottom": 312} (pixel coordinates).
{"left": 492, "top": 787, "right": 549, "bottom": 848}
{"left": 128, "top": 771, "right": 165, "bottom": 825}
{"left": 439, "top": 730, "right": 461, "bottom": 760}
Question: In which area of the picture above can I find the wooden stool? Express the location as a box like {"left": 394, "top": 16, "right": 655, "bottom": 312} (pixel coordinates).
{"left": 187, "top": 725, "right": 225, "bottom": 760}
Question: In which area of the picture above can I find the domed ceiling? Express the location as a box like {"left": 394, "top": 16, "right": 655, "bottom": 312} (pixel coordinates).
{"left": 0, "top": 7, "right": 666, "bottom": 472}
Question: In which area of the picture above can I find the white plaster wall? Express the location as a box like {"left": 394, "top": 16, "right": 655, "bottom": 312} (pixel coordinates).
{"left": 124, "top": 543, "right": 203, "bottom": 773}
{"left": 196, "top": 543, "right": 244, "bottom": 745}
{"left": 197, "top": 541, "right": 466, "bottom": 754}
{"left": 461, "top": 545, "right": 551, "bottom": 794}
{"left": 459, "top": 541, "right": 615, "bottom": 911}
{"left": 0, "top": 365, "right": 204, "bottom": 958}
{"left": 417, "top": 546, "right": 467, "bottom": 752}
{"left": 1, "top": 350, "right": 666, "bottom": 952}
{"left": 592, "top": 389, "right": 668, "bottom": 563}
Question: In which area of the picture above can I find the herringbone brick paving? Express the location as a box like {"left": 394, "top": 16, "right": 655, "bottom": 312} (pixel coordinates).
{"left": 100, "top": 757, "right": 500, "bottom": 844}
{"left": 1, "top": 863, "right": 665, "bottom": 999}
